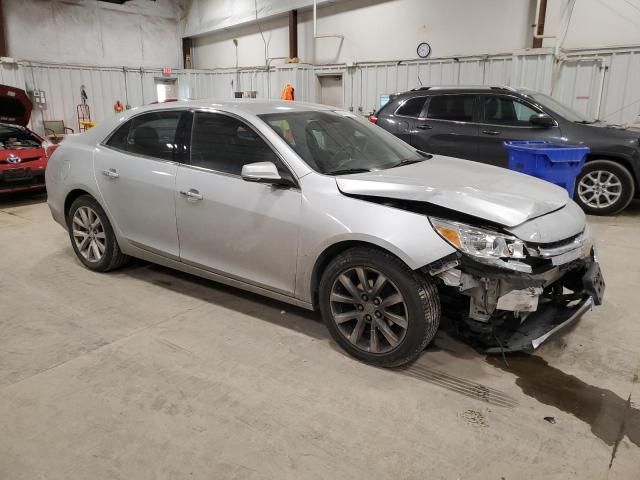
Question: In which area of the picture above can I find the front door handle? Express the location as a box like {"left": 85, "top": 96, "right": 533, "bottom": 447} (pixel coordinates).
{"left": 481, "top": 130, "right": 501, "bottom": 136}
{"left": 102, "top": 168, "right": 119, "bottom": 179}
{"left": 179, "top": 189, "right": 203, "bottom": 201}
{"left": 416, "top": 124, "right": 433, "bottom": 130}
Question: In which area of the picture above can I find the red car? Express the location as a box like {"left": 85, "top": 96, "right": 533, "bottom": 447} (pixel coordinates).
{"left": 0, "top": 84, "right": 56, "bottom": 194}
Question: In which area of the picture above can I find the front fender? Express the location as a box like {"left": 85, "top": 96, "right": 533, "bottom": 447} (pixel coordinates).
{"left": 294, "top": 174, "right": 455, "bottom": 305}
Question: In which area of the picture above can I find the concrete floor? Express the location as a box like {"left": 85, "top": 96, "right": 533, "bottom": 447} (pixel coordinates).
{"left": 1, "top": 194, "right": 639, "bottom": 480}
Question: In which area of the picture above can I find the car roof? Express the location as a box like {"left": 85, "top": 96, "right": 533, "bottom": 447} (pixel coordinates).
{"left": 126, "top": 99, "right": 337, "bottom": 116}
{"left": 395, "top": 85, "right": 533, "bottom": 96}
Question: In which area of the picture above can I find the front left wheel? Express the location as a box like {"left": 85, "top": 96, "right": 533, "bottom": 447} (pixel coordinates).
{"left": 319, "top": 247, "right": 440, "bottom": 367}
{"left": 67, "top": 195, "right": 129, "bottom": 272}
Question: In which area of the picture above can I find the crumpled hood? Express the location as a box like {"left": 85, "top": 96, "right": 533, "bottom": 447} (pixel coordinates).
{"left": 336, "top": 156, "right": 569, "bottom": 227}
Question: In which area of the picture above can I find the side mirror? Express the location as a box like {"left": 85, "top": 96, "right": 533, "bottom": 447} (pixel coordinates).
{"left": 241, "top": 161, "right": 295, "bottom": 187}
{"left": 529, "top": 113, "right": 555, "bottom": 128}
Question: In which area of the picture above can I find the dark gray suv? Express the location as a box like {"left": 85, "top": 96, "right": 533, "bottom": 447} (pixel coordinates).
{"left": 372, "top": 86, "right": 640, "bottom": 215}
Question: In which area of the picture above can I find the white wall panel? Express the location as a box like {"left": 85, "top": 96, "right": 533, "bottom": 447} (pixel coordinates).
{"left": 0, "top": 63, "right": 26, "bottom": 89}
{"left": 552, "top": 49, "right": 640, "bottom": 125}
{"left": 600, "top": 51, "right": 640, "bottom": 125}
{"left": 4, "top": 0, "right": 183, "bottom": 68}
{"left": 191, "top": 0, "right": 533, "bottom": 68}
{"left": 1, "top": 47, "right": 636, "bottom": 138}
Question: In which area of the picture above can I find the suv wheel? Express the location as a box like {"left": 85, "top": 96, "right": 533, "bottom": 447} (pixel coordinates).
{"left": 67, "top": 195, "right": 129, "bottom": 272}
{"left": 319, "top": 247, "right": 440, "bottom": 367}
{"left": 575, "top": 160, "right": 635, "bottom": 215}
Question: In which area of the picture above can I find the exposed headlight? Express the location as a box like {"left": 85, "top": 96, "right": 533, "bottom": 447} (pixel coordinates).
{"left": 430, "top": 217, "right": 527, "bottom": 264}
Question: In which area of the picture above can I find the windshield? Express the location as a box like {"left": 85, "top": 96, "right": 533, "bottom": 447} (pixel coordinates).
{"left": 0, "top": 125, "right": 40, "bottom": 150}
{"left": 529, "top": 92, "right": 594, "bottom": 123}
{"left": 258, "top": 110, "right": 425, "bottom": 175}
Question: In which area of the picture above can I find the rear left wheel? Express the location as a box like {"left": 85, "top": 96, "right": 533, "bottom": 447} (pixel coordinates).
{"left": 319, "top": 247, "right": 440, "bottom": 367}
{"left": 67, "top": 195, "right": 129, "bottom": 272}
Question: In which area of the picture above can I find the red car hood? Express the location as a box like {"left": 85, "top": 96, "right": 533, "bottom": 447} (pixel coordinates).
{"left": 0, "top": 84, "right": 33, "bottom": 127}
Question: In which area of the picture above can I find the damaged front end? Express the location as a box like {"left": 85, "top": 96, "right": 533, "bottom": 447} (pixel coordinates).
{"left": 425, "top": 221, "right": 605, "bottom": 353}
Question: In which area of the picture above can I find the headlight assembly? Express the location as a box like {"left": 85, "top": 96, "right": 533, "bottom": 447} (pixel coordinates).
{"left": 429, "top": 217, "right": 530, "bottom": 272}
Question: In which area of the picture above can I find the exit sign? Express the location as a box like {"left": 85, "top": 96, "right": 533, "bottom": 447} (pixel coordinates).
{"left": 162, "top": 66, "right": 173, "bottom": 76}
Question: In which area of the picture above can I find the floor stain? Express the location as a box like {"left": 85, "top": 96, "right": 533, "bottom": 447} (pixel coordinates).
{"left": 398, "top": 362, "right": 519, "bottom": 408}
{"left": 487, "top": 355, "right": 640, "bottom": 454}
{"left": 461, "top": 409, "right": 488, "bottom": 427}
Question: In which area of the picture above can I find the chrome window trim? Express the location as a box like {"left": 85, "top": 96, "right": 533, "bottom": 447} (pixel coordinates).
{"left": 391, "top": 92, "right": 560, "bottom": 129}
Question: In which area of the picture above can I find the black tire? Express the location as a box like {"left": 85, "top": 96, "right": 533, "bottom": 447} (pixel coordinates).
{"left": 574, "top": 160, "right": 635, "bottom": 215}
{"left": 67, "top": 195, "right": 129, "bottom": 272}
{"left": 319, "top": 247, "right": 440, "bottom": 367}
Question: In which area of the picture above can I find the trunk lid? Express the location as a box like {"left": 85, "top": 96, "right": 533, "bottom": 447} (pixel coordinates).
{"left": 335, "top": 156, "right": 569, "bottom": 227}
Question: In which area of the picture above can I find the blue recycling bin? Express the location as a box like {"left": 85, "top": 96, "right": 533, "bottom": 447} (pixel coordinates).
{"left": 503, "top": 141, "right": 590, "bottom": 197}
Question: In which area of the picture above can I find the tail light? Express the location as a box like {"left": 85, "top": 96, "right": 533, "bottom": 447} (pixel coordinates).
{"left": 368, "top": 115, "right": 378, "bottom": 124}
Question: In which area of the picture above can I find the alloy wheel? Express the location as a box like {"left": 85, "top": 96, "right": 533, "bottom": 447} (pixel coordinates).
{"left": 330, "top": 267, "right": 408, "bottom": 354}
{"left": 577, "top": 170, "right": 622, "bottom": 209}
{"left": 72, "top": 206, "right": 106, "bottom": 263}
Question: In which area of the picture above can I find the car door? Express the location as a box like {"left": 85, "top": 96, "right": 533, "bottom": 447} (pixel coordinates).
{"left": 175, "top": 111, "right": 302, "bottom": 296}
{"left": 476, "top": 94, "right": 562, "bottom": 168}
{"left": 390, "top": 96, "right": 428, "bottom": 145}
{"left": 94, "top": 109, "right": 187, "bottom": 258}
{"left": 407, "top": 94, "right": 480, "bottom": 160}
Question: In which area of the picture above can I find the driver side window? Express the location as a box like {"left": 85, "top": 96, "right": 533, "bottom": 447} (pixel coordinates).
{"left": 481, "top": 96, "right": 541, "bottom": 126}
{"left": 190, "top": 112, "right": 292, "bottom": 180}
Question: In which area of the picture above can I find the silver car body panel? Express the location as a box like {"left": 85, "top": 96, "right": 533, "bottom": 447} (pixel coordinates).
{"left": 335, "top": 156, "right": 569, "bottom": 228}
{"left": 46, "top": 99, "right": 589, "bottom": 312}
{"left": 506, "top": 200, "right": 586, "bottom": 243}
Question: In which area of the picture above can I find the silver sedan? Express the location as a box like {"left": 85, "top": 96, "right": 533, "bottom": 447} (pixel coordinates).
{"left": 46, "top": 100, "right": 604, "bottom": 366}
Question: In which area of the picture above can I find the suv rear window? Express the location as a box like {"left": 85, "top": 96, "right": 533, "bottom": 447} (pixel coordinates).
{"left": 395, "top": 97, "right": 427, "bottom": 117}
{"left": 426, "top": 95, "right": 475, "bottom": 122}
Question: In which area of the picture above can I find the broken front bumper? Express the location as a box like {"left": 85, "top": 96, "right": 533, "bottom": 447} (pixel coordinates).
{"left": 485, "top": 296, "right": 593, "bottom": 353}
{"left": 431, "top": 250, "right": 605, "bottom": 353}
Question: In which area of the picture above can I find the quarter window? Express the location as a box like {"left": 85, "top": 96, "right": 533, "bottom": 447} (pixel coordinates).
{"left": 190, "top": 112, "right": 288, "bottom": 178}
{"left": 482, "top": 96, "right": 541, "bottom": 126}
{"left": 395, "top": 97, "right": 427, "bottom": 118}
{"left": 426, "top": 95, "right": 475, "bottom": 122}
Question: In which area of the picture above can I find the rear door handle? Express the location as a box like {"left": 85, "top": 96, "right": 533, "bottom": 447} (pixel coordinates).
{"left": 102, "top": 168, "right": 119, "bottom": 179}
{"left": 481, "top": 130, "right": 501, "bottom": 136}
{"left": 179, "top": 189, "right": 203, "bottom": 201}
{"left": 416, "top": 124, "right": 433, "bottom": 130}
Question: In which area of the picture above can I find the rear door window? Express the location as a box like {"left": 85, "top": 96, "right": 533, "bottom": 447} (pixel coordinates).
{"left": 395, "top": 97, "right": 427, "bottom": 118}
{"left": 426, "top": 95, "right": 475, "bottom": 122}
{"left": 105, "top": 110, "right": 184, "bottom": 160}
{"left": 126, "top": 111, "right": 183, "bottom": 160}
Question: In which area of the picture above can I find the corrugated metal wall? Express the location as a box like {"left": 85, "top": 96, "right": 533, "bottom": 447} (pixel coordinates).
{"left": 0, "top": 47, "right": 638, "bottom": 136}
{"left": 556, "top": 50, "right": 640, "bottom": 125}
